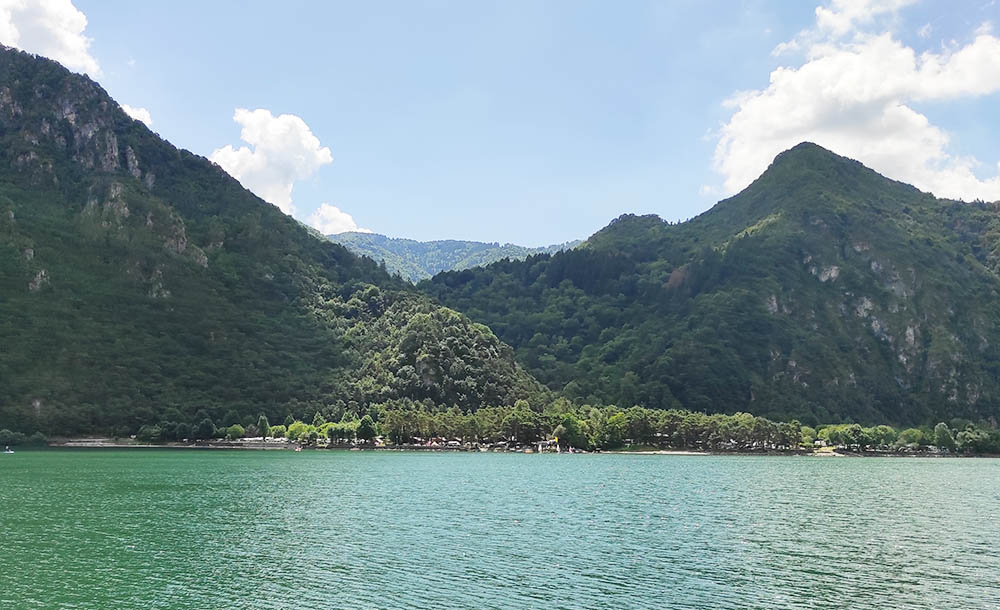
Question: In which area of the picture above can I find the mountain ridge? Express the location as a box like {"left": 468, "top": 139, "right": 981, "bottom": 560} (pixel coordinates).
{"left": 5, "top": 43, "right": 1000, "bottom": 432}
{"left": 328, "top": 231, "right": 581, "bottom": 282}
{"left": 424, "top": 143, "right": 1000, "bottom": 426}
{"left": 0, "top": 45, "right": 544, "bottom": 435}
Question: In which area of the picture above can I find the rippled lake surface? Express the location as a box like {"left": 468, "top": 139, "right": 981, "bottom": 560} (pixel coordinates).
{"left": 2, "top": 450, "right": 1000, "bottom": 609}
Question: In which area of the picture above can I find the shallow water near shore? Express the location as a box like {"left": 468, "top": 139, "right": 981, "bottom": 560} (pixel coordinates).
{"left": 2, "top": 450, "right": 999, "bottom": 609}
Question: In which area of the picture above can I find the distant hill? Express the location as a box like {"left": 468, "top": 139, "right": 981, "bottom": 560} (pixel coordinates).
{"left": 328, "top": 232, "right": 581, "bottom": 282}
{"left": 0, "top": 45, "right": 543, "bottom": 435}
{"left": 424, "top": 143, "right": 1000, "bottom": 426}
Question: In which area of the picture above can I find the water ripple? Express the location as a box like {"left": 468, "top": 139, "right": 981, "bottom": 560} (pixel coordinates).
{"left": 1, "top": 451, "right": 999, "bottom": 609}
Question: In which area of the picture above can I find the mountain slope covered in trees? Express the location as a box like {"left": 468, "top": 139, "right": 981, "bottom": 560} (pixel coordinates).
{"left": 6, "top": 43, "right": 1000, "bottom": 438}
{"left": 0, "top": 46, "right": 542, "bottom": 435}
{"left": 327, "top": 232, "right": 581, "bottom": 282}
{"left": 424, "top": 143, "right": 1000, "bottom": 426}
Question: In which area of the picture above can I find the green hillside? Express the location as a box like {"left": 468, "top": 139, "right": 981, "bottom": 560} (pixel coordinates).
{"left": 6, "top": 42, "right": 1000, "bottom": 439}
{"left": 0, "top": 46, "right": 542, "bottom": 435}
{"left": 424, "top": 143, "right": 1000, "bottom": 426}
{"left": 329, "top": 231, "right": 580, "bottom": 282}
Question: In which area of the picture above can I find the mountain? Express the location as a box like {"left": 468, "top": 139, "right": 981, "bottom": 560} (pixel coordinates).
{"left": 0, "top": 46, "right": 542, "bottom": 435}
{"left": 423, "top": 143, "right": 1000, "bottom": 426}
{"left": 6, "top": 43, "right": 999, "bottom": 437}
{"left": 328, "top": 231, "right": 581, "bottom": 282}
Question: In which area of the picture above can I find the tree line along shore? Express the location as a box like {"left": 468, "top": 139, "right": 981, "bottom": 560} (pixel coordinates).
{"left": 6, "top": 400, "right": 1000, "bottom": 455}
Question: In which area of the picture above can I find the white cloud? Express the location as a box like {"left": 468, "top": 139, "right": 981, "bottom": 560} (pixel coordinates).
{"left": 813, "top": 0, "right": 916, "bottom": 38}
{"left": 210, "top": 108, "right": 333, "bottom": 217}
{"left": 713, "top": 2, "right": 1000, "bottom": 202}
{"left": 918, "top": 23, "right": 932, "bottom": 39}
{"left": 774, "top": 0, "right": 916, "bottom": 56}
{"left": 308, "top": 203, "right": 370, "bottom": 235}
{"left": 0, "top": 0, "right": 100, "bottom": 76}
{"left": 121, "top": 104, "right": 152, "bottom": 127}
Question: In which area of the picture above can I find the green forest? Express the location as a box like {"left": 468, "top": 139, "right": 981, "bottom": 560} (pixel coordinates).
{"left": 7, "top": 400, "right": 998, "bottom": 456}
{"left": 0, "top": 47, "right": 539, "bottom": 435}
{"left": 424, "top": 145, "right": 1000, "bottom": 427}
{"left": 3, "top": 46, "right": 1000, "bottom": 448}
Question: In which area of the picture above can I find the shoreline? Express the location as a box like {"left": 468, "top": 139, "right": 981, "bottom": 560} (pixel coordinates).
{"left": 34, "top": 439, "right": 1000, "bottom": 458}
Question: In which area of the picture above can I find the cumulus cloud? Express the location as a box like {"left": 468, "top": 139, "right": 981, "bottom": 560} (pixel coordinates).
{"left": 121, "top": 104, "right": 152, "bottom": 127}
{"left": 813, "top": 0, "right": 915, "bottom": 38}
{"left": 774, "top": 0, "right": 916, "bottom": 55}
{"left": 307, "top": 203, "right": 370, "bottom": 235}
{"left": 210, "top": 108, "right": 333, "bottom": 216}
{"left": 0, "top": 0, "right": 100, "bottom": 76}
{"left": 714, "top": 2, "right": 1000, "bottom": 202}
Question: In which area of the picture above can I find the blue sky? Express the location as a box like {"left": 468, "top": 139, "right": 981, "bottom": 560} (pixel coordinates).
{"left": 3, "top": 1, "right": 999, "bottom": 245}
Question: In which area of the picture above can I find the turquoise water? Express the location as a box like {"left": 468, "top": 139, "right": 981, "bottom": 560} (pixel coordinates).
{"left": 1, "top": 450, "right": 999, "bottom": 609}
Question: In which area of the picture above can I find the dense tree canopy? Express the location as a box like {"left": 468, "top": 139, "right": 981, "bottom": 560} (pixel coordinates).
{"left": 0, "top": 46, "right": 540, "bottom": 436}
{"left": 188, "top": 403, "right": 1000, "bottom": 455}
{"left": 424, "top": 144, "right": 1000, "bottom": 427}
{"left": 3, "top": 48, "right": 1000, "bottom": 442}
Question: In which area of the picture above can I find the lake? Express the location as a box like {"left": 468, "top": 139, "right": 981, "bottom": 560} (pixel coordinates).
{"left": 1, "top": 450, "right": 999, "bottom": 609}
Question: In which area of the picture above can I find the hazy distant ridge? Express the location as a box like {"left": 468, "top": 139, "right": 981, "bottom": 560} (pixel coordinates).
{"left": 328, "top": 232, "right": 581, "bottom": 282}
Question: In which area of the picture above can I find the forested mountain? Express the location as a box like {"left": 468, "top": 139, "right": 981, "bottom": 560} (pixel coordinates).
{"left": 424, "top": 143, "right": 1000, "bottom": 426}
{"left": 6, "top": 43, "right": 1000, "bottom": 439}
{"left": 328, "top": 231, "right": 581, "bottom": 282}
{"left": 0, "top": 46, "right": 542, "bottom": 435}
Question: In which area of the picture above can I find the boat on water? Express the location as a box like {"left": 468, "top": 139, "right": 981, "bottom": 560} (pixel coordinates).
{"left": 3, "top": 446, "right": 13, "bottom": 454}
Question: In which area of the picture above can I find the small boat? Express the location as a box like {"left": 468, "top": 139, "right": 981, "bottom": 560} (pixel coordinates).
{"left": 294, "top": 446, "right": 302, "bottom": 452}
{"left": 3, "top": 446, "right": 13, "bottom": 454}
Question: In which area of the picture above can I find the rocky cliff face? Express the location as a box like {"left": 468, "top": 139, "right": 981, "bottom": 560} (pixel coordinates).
{"left": 1, "top": 65, "right": 152, "bottom": 181}
{"left": 0, "top": 48, "right": 208, "bottom": 295}
{"left": 715, "top": 144, "right": 1000, "bottom": 422}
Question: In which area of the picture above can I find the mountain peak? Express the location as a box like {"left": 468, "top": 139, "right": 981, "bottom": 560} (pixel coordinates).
{"left": 778, "top": 141, "right": 835, "bottom": 157}
{"left": 709, "top": 142, "right": 925, "bottom": 223}
{"left": 759, "top": 142, "right": 922, "bottom": 198}
{"left": 766, "top": 141, "right": 861, "bottom": 176}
